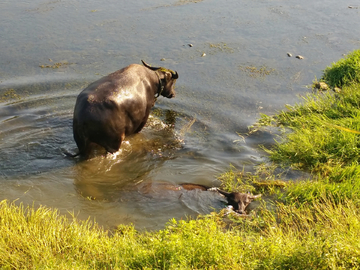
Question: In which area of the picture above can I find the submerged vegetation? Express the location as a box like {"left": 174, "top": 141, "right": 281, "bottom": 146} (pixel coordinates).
{"left": 239, "top": 65, "right": 276, "bottom": 78}
{"left": 0, "top": 88, "right": 23, "bottom": 102}
{"left": 2, "top": 49, "right": 360, "bottom": 269}
{"left": 39, "top": 60, "right": 73, "bottom": 69}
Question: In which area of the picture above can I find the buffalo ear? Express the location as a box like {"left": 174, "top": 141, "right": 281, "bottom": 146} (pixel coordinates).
{"left": 165, "top": 72, "right": 172, "bottom": 80}
{"left": 165, "top": 71, "right": 179, "bottom": 81}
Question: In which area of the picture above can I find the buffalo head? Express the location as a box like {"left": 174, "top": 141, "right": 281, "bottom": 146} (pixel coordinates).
{"left": 217, "top": 190, "right": 262, "bottom": 214}
{"left": 142, "top": 60, "right": 178, "bottom": 98}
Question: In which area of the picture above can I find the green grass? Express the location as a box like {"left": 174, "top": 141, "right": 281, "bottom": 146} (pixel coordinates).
{"left": 252, "top": 49, "right": 360, "bottom": 208}
{"left": 323, "top": 49, "right": 360, "bottom": 87}
{"left": 1, "top": 199, "right": 360, "bottom": 269}
{"left": 2, "top": 49, "right": 360, "bottom": 269}
{"left": 217, "top": 164, "right": 287, "bottom": 195}
{"left": 257, "top": 83, "right": 360, "bottom": 181}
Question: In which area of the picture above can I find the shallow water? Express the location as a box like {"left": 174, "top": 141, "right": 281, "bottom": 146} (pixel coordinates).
{"left": 1, "top": 0, "right": 359, "bottom": 230}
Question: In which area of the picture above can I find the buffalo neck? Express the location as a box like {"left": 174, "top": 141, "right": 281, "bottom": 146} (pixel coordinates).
{"left": 154, "top": 71, "right": 164, "bottom": 98}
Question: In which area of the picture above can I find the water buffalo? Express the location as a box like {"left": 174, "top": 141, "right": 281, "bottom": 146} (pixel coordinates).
{"left": 179, "top": 184, "right": 261, "bottom": 214}
{"left": 216, "top": 189, "right": 261, "bottom": 214}
{"left": 138, "top": 182, "right": 261, "bottom": 215}
{"left": 65, "top": 60, "right": 178, "bottom": 158}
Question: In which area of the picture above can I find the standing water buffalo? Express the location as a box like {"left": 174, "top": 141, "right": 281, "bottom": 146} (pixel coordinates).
{"left": 65, "top": 60, "right": 178, "bottom": 158}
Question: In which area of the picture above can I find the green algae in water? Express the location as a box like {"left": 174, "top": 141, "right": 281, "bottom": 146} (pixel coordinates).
{"left": 0, "top": 89, "right": 23, "bottom": 103}
{"left": 239, "top": 65, "right": 277, "bottom": 78}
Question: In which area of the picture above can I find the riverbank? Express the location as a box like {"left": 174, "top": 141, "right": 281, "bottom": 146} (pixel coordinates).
{"left": 1, "top": 50, "right": 360, "bottom": 269}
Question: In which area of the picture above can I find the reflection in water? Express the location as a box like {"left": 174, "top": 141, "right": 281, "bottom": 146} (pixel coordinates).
{"left": 73, "top": 112, "right": 183, "bottom": 200}
{"left": 70, "top": 113, "right": 228, "bottom": 230}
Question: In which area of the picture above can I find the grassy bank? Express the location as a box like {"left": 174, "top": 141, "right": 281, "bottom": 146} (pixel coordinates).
{"left": 256, "top": 49, "right": 360, "bottom": 207}
{"left": 1, "top": 49, "right": 360, "bottom": 269}
{"left": 2, "top": 198, "right": 360, "bottom": 269}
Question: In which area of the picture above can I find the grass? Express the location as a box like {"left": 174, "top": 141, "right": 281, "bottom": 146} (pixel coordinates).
{"left": 217, "top": 164, "right": 287, "bottom": 195}
{"left": 1, "top": 49, "right": 360, "bottom": 269}
{"left": 258, "top": 69, "right": 360, "bottom": 192}
{"left": 2, "top": 198, "right": 360, "bottom": 269}
{"left": 323, "top": 49, "right": 360, "bottom": 87}
{"left": 252, "top": 49, "right": 360, "bottom": 208}
{"left": 257, "top": 79, "right": 360, "bottom": 180}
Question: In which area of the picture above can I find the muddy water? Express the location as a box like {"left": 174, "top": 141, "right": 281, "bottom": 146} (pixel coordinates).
{"left": 0, "top": 0, "right": 359, "bottom": 230}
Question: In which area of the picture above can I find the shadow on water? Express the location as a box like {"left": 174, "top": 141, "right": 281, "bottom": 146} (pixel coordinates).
{"left": 72, "top": 113, "right": 183, "bottom": 200}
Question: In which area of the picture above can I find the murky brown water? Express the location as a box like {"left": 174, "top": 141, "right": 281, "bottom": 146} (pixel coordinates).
{"left": 1, "top": 0, "right": 359, "bottom": 230}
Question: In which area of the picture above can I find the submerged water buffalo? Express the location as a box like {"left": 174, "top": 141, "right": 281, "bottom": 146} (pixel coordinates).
{"left": 138, "top": 182, "right": 261, "bottom": 215}
{"left": 178, "top": 184, "right": 261, "bottom": 214}
{"left": 66, "top": 60, "right": 178, "bottom": 158}
{"left": 216, "top": 189, "right": 261, "bottom": 214}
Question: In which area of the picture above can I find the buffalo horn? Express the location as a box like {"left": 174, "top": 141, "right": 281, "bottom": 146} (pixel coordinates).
{"left": 172, "top": 71, "right": 179, "bottom": 79}
{"left": 216, "top": 189, "right": 231, "bottom": 197}
{"left": 141, "top": 60, "right": 160, "bottom": 71}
